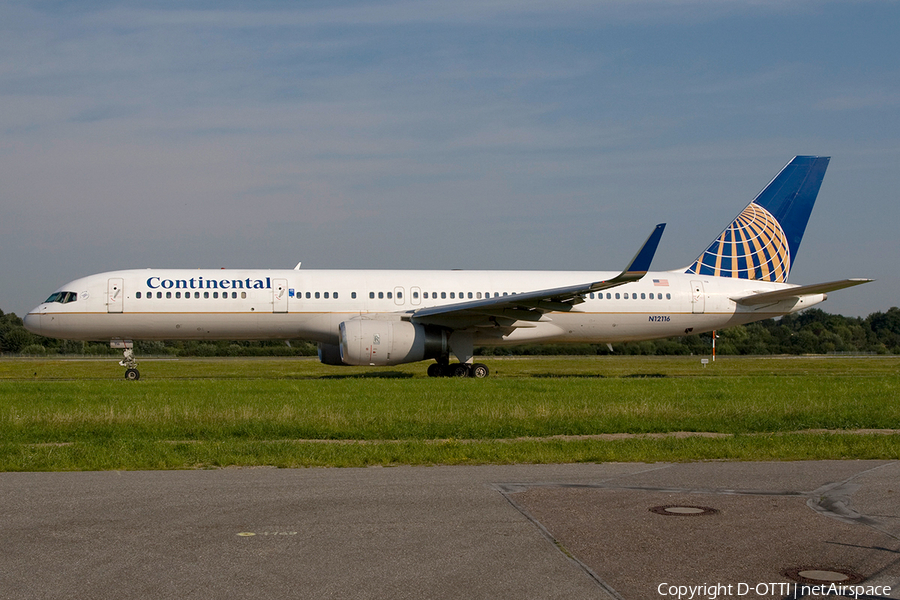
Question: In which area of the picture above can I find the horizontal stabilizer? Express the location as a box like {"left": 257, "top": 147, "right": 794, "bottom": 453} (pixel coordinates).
{"left": 732, "top": 278, "right": 873, "bottom": 306}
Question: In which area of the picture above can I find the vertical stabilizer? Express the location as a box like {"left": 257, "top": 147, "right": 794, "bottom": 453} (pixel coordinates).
{"left": 685, "top": 155, "right": 829, "bottom": 282}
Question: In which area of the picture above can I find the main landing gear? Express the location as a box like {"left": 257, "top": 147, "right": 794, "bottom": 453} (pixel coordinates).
{"left": 113, "top": 341, "right": 140, "bottom": 381}
{"left": 427, "top": 362, "right": 490, "bottom": 378}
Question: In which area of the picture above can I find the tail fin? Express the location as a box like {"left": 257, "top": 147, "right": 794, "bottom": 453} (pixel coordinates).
{"left": 685, "top": 155, "right": 830, "bottom": 282}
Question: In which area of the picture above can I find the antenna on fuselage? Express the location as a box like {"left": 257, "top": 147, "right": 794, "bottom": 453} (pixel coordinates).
{"left": 294, "top": 262, "right": 302, "bottom": 270}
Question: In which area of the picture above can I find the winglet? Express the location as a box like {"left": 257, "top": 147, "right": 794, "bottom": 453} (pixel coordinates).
{"left": 590, "top": 223, "right": 665, "bottom": 291}
{"left": 625, "top": 223, "right": 666, "bottom": 276}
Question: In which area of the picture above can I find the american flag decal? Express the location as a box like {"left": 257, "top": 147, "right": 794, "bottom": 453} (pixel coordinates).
{"left": 653, "top": 279, "right": 669, "bottom": 286}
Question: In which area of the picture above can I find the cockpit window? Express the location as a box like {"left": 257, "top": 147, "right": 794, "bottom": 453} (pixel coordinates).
{"left": 45, "top": 291, "right": 77, "bottom": 304}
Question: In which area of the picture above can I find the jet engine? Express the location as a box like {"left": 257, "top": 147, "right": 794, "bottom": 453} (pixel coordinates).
{"left": 338, "top": 320, "right": 448, "bottom": 366}
{"left": 317, "top": 342, "right": 345, "bottom": 366}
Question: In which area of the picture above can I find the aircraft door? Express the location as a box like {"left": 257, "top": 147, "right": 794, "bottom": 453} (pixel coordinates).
{"left": 108, "top": 278, "right": 124, "bottom": 313}
{"left": 273, "top": 279, "right": 288, "bottom": 313}
{"left": 411, "top": 286, "right": 421, "bottom": 306}
{"left": 691, "top": 280, "right": 705, "bottom": 314}
{"left": 394, "top": 286, "right": 405, "bottom": 306}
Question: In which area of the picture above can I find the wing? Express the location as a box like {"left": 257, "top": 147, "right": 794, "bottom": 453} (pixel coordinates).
{"left": 409, "top": 224, "right": 665, "bottom": 330}
{"left": 732, "top": 278, "right": 873, "bottom": 306}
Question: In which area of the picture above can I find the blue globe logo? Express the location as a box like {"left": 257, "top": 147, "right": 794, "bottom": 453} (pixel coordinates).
{"left": 688, "top": 203, "right": 791, "bottom": 282}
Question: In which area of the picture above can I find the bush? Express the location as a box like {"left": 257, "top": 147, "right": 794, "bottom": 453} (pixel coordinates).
{"left": 19, "top": 344, "right": 48, "bottom": 355}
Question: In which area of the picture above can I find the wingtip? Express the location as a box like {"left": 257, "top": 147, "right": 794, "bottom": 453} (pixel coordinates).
{"left": 625, "top": 223, "right": 666, "bottom": 275}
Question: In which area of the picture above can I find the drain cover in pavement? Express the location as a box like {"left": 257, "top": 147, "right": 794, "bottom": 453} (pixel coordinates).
{"left": 649, "top": 505, "right": 719, "bottom": 516}
{"left": 782, "top": 566, "right": 865, "bottom": 585}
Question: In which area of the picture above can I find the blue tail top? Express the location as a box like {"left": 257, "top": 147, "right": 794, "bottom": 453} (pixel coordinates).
{"left": 685, "top": 155, "right": 830, "bottom": 282}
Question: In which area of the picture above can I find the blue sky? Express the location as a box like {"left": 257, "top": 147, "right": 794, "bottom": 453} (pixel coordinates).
{"left": 2, "top": 1, "right": 898, "bottom": 318}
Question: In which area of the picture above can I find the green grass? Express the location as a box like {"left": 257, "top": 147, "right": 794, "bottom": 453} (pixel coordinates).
{"left": 1, "top": 356, "right": 898, "bottom": 470}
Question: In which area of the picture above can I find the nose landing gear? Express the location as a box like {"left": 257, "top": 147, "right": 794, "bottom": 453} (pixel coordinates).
{"left": 112, "top": 340, "right": 140, "bottom": 381}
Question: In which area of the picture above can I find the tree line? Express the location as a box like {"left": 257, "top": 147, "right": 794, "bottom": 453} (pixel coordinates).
{"left": 2, "top": 307, "right": 900, "bottom": 357}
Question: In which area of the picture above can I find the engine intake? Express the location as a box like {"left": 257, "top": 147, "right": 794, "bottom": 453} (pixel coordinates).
{"left": 338, "top": 320, "right": 447, "bottom": 366}
{"left": 317, "top": 342, "right": 345, "bottom": 366}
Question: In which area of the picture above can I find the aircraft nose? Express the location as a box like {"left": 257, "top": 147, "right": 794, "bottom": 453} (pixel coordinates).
{"left": 23, "top": 311, "right": 42, "bottom": 336}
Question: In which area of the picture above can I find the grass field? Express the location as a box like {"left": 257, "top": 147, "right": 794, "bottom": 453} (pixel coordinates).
{"left": 1, "top": 355, "right": 898, "bottom": 471}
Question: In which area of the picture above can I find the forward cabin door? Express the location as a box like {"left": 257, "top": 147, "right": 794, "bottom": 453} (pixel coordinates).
{"left": 691, "top": 280, "right": 705, "bottom": 314}
{"left": 108, "top": 278, "right": 124, "bottom": 313}
{"left": 273, "top": 279, "right": 288, "bottom": 313}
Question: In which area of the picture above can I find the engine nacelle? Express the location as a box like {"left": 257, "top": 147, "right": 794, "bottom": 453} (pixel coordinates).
{"left": 317, "top": 342, "right": 345, "bottom": 366}
{"left": 339, "top": 320, "right": 447, "bottom": 366}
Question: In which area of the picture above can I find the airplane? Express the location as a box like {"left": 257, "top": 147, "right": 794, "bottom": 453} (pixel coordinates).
{"left": 23, "top": 156, "right": 871, "bottom": 380}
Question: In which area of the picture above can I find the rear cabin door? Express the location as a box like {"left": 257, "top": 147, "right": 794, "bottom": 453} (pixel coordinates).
{"left": 108, "top": 278, "right": 124, "bottom": 313}
{"left": 273, "top": 279, "right": 288, "bottom": 313}
{"left": 690, "top": 280, "right": 705, "bottom": 314}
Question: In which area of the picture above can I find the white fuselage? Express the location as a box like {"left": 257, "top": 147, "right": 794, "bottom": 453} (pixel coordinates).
{"left": 24, "top": 268, "right": 825, "bottom": 347}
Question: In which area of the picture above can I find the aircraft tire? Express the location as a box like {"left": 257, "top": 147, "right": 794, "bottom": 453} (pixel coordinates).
{"left": 124, "top": 368, "right": 140, "bottom": 381}
{"left": 427, "top": 363, "right": 444, "bottom": 378}
{"left": 469, "top": 363, "right": 489, "bottom": 378}
{"left": 451, "top": 364, "right": 470, "bottom": 377}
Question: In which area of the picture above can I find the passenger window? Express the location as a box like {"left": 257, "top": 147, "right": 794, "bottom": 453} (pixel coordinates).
{"left": 315, "top": 292, "right": 320, "bottom": 299}
{"left": 649, "top": 293, "right": 654, "bottom": 299}
{"left": 352, "top": 292, "right": 357, "bottom": 299}
{"left": 413, "top": 291, "right": 419, "bottom": 299}
{"left": 468, "top": 292, "right": 473, "bottom": 299}
{"left": 666, "top": 293, "right": 671, "bottom": 299}
{"left": 334, "top": 292, "right": 338, "bottom": 299}
{"left": 369, "top": 292, "right": 375, "bottom": 299}
{"left": 203, "top": 292, "right": 209, "bottom": 299}
{"left": 324, "top": 292, "right": 329, "bottom": 299}
{"left": 476, "top": 292, "right": 482, "bottom": 299}
{"left": 136, "top": 292, "right": 142, "bottom": 299}
{"left": 397, "top": 291, "right": 402, "bottom": 299}
{"left": 589, "top": 293, "right": 594, "bottom": 299}
{"left": 241, "top": 292, "right": 246, "bottom": 299}
{"left": 166, "top": 292, "right": 172, "bottom": 299}
{"left": 641, "top": 293, "right": 645, "bottom": 299}
{"left": 387, "top": 292, "right": 392, "bottom": 299}
{"left": 450, "top": 292, "right": 455, "bottom": 299}
{"left": 157, "top": 292, "right": 163, "bottom": 299}
{"left": 378, "top": 292, "right": 384, "bottom": 299}
{"left": 615, "top": 293, "right": 620, "bottom": 299}
{"left": 441, "top": 292, "right": 446, "bottom": 299}
{"left": 212, "top": 292, "right": 217, "bottom": 299}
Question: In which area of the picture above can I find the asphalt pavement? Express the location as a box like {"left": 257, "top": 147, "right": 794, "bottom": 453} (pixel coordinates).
{"left": 1, "top": 461, "right": 898, "bottom": 600}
